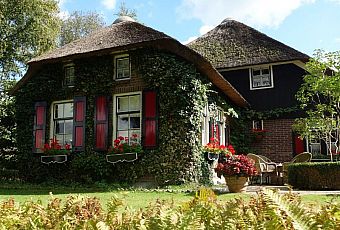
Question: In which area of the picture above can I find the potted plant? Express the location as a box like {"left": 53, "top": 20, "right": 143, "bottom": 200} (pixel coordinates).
{"left": 203, "top": 137, "right": 235, "bottom": 162}
{"left": 40, "top": 137, "right": 70, "bottom": 164}
{"left": 106, "top": 134, "right": 143, "bottom": 164}
{"left": 215, "top": 154, "right": 257, "bottom": 192}
{"left": 251, "top": 128, "right": 268, "bottom": 142}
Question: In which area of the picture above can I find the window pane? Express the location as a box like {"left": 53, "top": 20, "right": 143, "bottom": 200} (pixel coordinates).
{"left": 117, "top": 97, "right": 129, "bottom": 112}
{"left": 64, "top": 134, "right": 72, "bottom": 146}
{"left": 252, "top": 75, "right": 262, "bottom": 87}
{"left": 64, "top": 120, "right": 73, "bottom": 134}
{"left": 55, "top": 121, "right": 65, "bottom": 134}
{"left": 129, "top": 95, "right": 140, "bottom": 111}
{"left": 253, "top": 69, "right": 261, "bottom": 76}
{"left": 118, "top": 115, "right": 129, "bottom": 130}
{"left": 117, "top": 131, "right": 128, "bottom": 140}
{"left": 54, "top": 104, "right": 64, "bottom": 119}
{"left": 117, "top": 69, "right": 123, "bottom": 79}
{"left": 261, "top": 75, "right": 271, "bottom": 86}
{"left": 130, "top": 131, "right": 141, "bottom": 143}
{"left": 64, "top": 103, "right": 73, "bottom": 118}
{"left": 130, "top": 114, "right": 140, "bottom": 129}
{"left": 55, "top": 135, "right": 64, "bottom": 144}
{"left": 262, "top": 68, "right": 270, "bottom": 75}
{"left": 123, "top": 69, "right": 130, "bottom": 78}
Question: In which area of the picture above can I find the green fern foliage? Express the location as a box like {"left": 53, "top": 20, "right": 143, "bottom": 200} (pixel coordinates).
{"left": 0, "top": 188, "right": 339, "bottom": 229}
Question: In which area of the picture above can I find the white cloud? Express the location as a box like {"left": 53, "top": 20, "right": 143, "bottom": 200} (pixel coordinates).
{"left": 57, "top": 0, "right": 69, "bottom": 20}
{"left": 329, "top": 0, "right": 340, "bottom": 4}
{"left": 335, "top": 38, "right": 340, "bottom": 44}
{"left": 182, "top": 36, "right": 198, "bottom": 44}
{"left": 101, "top": 0, "right": 116, "bottom": 10}
{"left": 177, "top": 0, "right": 315, "bottom": 29}
{"left": 182, "top": 25, "right": 214, "bottom": 44}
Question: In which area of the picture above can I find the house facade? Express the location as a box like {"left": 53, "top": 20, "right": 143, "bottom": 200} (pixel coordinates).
{"left": 12, "top": 17, "right": 247, "bottom": 184}
{"left": 189, "top": 19, "right": 310, "bottom": 162}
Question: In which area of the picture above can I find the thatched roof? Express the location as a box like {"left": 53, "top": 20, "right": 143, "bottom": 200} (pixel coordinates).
{"left": 188, "top": 19, "right": 309, "bottom": 69}
{"left": 12, "top": 19, "right": 248, "bottom": 107}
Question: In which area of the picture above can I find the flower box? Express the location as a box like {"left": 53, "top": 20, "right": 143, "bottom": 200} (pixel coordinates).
{"left": 204, "top": 152, "right": 219, "bottom": 162}
{"left": 41, "top": 155, "right": 67, "bottom": 164}
{"left": 106, "top": 153, "right": 138, "bottom": 164}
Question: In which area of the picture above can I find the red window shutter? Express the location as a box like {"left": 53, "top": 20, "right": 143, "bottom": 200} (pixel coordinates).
{"left": 209, "top": 119, "right": 214, "bottom": 143}
{"left": 143, "top": 90, "right": 158, "bottom": 149}
{"left": 73, "top": 96, "right": 86, "bottom": 151}
{"left": 33, "top": 102, "right": 47, "bottom": 153}
{"left": 294, "top": 135, "right": 305, "bottom": 154}
{"left": 215, "top": 124, "right": 220, "bottom": 143}
{"left": 95, "top": 96, "right": 108, "bottom": 151}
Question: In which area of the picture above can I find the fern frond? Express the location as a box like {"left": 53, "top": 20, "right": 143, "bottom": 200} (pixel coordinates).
{"left": 262, "top": 189, "right": 317, "bottom": 230}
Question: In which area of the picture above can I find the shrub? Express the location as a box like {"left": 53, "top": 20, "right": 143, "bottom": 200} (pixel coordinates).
{"left": 288, "top": 162, "right": 340, "bottom": 190}
{"left": 1, "top": 188, "right": 338, "bottom": 229}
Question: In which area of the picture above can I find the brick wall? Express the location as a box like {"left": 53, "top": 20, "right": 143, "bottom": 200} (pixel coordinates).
{"left": 252, "top": 119, "right": 295, "bottom": 162}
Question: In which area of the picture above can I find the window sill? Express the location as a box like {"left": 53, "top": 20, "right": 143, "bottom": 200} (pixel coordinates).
{"left": 114, "top": 77, "right": 131, "bottom": 81}
{"left": 106, "top": 153, "right": 138, "bottom": 164}
{"left": 41, "top": 155, "right": 68, "bottom": 164}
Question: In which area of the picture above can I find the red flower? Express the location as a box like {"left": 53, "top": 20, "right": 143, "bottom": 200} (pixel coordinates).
{"left": 118, "top": 136, "right": 125, "bottom": 141}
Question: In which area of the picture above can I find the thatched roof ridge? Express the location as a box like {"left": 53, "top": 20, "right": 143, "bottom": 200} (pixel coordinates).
{"left": 188, "top": 19, "right": 309, "bottom": 69}
{"left": 12, "top": 20, "right": 248, "bottom": 107}
{"left": 30, "top": 21, "right": 172, "bottom": 63}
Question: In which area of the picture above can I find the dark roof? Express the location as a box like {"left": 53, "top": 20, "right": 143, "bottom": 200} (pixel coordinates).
{"left": 188, "top": 19, "right": 309, "bottom": 69}
{"left": 12, "top": 19, "right": 248, "bottom": 107}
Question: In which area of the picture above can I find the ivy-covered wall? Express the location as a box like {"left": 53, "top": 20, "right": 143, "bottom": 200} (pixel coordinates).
{"left": 15, "top": 48, "right": 225, "bottom": 185}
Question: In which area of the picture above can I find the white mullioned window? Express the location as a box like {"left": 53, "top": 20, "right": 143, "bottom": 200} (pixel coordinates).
{"left": 249, "top": 66, "right": 274, "bottom": 90}
{"left": 113, "top": 92, "right": 142, "bottom": 144}
{"left": 63, "top": 64, "right": 75, "bottom": 87}
{"left": 201, "top": 104, "right": 227, "bottom": 146}
{"left": 114, "top": 54, "right": 131, "bottom": 80}
{"left": 50, "top": 100, "right": 73, "bottom": 146}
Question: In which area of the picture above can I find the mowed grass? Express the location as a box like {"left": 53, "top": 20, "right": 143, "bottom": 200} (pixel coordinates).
{"left": 0, "top": 186, "right": 339, "bottom": 210}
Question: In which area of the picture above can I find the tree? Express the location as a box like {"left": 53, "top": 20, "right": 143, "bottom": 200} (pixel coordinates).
{"left": 293, "top": 50, "right": 340, "bottom": 160}
{"left": 115, "top": 1, "right": 138, "bottom": 21}
{"left": 59, "top": 11, "right": 105, "bottom": 47}
{"left": 0, "top": 80, "right": 16, "bottom": 168}
{"left": 0, "top": 0, "right": 60, "bottom": 80}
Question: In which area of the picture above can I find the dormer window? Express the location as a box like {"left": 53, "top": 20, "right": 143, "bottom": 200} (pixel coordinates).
{"left": 249, "top": 66, "right": 273, "bottom": 90}
{"left": 115, "top": 54, "right": 130, "bottom": 80}
{"left": 63, "top": 64, "right": 75, "bottom": 87}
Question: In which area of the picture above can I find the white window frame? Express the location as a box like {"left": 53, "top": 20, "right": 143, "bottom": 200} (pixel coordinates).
{"left": 249, "top": 65, "right": 274, "bottom": 90}
{"left": 49, "top": 100, "right": 74, "bottom": 147}
{"left": 201, "top": 105, "right": 227, "bottom": 146}
{"left": 252, "top": 120, "right": 264, "bottom": 130}
{"left": 113, "top": 91, "right": 142, "bottom": 145}
{"left": 114, "top": 54, "right": 131, "bottom": 80}
{"left": 63, "top": 63, "right": 75, "bottom": 87}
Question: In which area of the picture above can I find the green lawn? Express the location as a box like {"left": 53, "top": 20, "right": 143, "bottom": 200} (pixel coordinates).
{"left": 0, "top": 186, "right": 339, "bottom": 211}
{"left": 0, "top": 185, "right": 249, "bottom": 210}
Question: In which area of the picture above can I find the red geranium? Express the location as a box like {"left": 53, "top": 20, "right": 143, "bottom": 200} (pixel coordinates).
{"left": 215, "top": 154, "right": 257, "bottom": 177}
{"left": 41, "top": 137, "right": 71, "bottom": 155}
{"left": 108, "top": 135, "right": 143, "bottom": 154}
{"left": 203, "top": 137, "right": 235, "bottom": 155}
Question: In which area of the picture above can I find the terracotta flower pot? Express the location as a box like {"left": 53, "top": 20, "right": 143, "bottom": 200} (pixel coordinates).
{"left": 225, "top": 176, "right": 248, "bottom": 193}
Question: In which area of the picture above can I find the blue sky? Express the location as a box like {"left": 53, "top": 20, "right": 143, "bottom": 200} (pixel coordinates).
{"left": 59, "top": 0, "right": 340, "bottom": 56}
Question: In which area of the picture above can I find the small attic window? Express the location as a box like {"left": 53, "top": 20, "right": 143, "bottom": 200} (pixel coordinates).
{"left": 249, "top": 66, "right": 273, "bottom": 90}
{"left": 115, "top": 54, "right": 130, "bottom": 80}
{"left": 63, "top": 64, "right": 75, "bottom": 87}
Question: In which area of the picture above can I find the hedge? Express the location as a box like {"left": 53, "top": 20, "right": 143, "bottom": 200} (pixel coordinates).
{"left": 288, "top": 162, "right": 340, "bottom": 190}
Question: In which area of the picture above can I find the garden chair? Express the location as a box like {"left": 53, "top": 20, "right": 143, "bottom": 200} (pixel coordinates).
{"left": 282, "top": 152, "right": 312, "bottom": 182}
{"left": 247, "top": 154, "right": 278, "bottom": 184}
{"left": 283, "top": 152, "right": 312, "bottom": 171}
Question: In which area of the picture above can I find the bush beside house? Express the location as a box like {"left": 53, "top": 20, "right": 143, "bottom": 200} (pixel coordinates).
{"left": 288, "top": 162, "right": 340, "bottom": 189}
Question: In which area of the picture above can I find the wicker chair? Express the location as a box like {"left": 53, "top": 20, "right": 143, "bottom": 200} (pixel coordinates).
{"left": 283, "top": 152, "right": 312, "bottom": 171}
{"left": 247, "top": 153, "right": 277, "bottom": 184}
{"left": 282, "top": 152, "right": 312, "bottom": 183}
